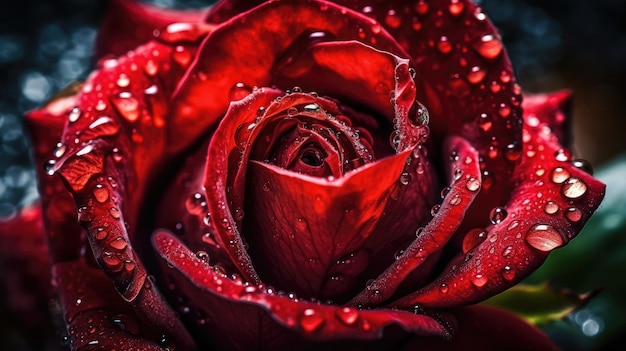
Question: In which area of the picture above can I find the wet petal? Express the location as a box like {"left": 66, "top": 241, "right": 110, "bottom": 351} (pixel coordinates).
{"left": 392, "top": 91, "right": 605, "bottom": 308}
{"left": 351, "top": 136, "right": 481, "bottom": 306}
{"left": 407, "top": 305, "right": 559, "bottom": 351}
{"left": 153, "top": 230, "right": 451, "bottom": 348}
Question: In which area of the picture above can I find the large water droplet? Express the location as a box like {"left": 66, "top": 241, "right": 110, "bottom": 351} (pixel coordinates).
{"left": 92, "top": 184, "right": 109, "bottom": 203}
{"left": 467, "top": 66, "right": 486, "bottom": 84}
{"left": 465, "top": 177, "right": 480, "bottom": 192}
{"left": 112, "top": 93, "right": 140, "bottom": 123}
{"left": 561, "top": 177, "right": 588, "bottom": 199}
{"left": 526, "top": 224, "right": 563, "bottom": 251}
{"left": 300, "top": 309, "right": 324, "bottom": 332}
{"left": 385, "top": 9, "right": 402, "bottom": 29}
{"left": 471, "top": 274, "right": 488, "bottom": 287}
{"left": 186, "top": 192, "right": 207, "bottom": 216}
{"left": 110, "top": 237, "right": 128, "bottom": 250}
{"left": 502, "top": 266, "right": 516, "bottom": 280}
{"left": 53, "top": 143, "right": 66, "bottom": 158}
{"left": 437, "top": 36, "right": 453, "bottom": 54}
{"left": 475, "top": 35, "right": 502, "bottom": 59}
{"left": 543, "top": 201, "right": 559, "bottom": 215}
{"left": 550, "top": 167, "right": 570, "bottom": 184}
{"left": 69, "top": 107, "right": 81, "bottom": 122}
{"left": 448, "top": 0, "right": 465, "bottom": 16}
{"left": 229, "top": 82, "right": 252, "bottom": 101}
{"left": 489, "top": 207, "right": 507, "bottom": 224}
{"left": 335, "top": 307, "right": 359, "bottom": 326}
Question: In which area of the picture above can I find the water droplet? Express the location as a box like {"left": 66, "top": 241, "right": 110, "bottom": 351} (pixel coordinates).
{"left": 88, "top": 116, "right": 120, "bottom": 136}
{"left": 109, "top": 207, "right": 121, "bottom": 219}
{"left": 76, "top": 144, "right": 94, "bottom": 156}
{"left": 92, "top": 184, "right": 109, "bottom": 203}
{"left": 116, "top": 73, "right": 130, "bottom": 88}
{"left": 439, "top": 283, "right": 449, "bottom": 294}
{"left": 502, "top": 245, "right": 513, "bottom": 258}
{"left": 477, "top": 113, "right": 493, "bottom": 132}
{"left": 101, "top": 251, "right": 121, "bottom": 267}
{"left": 303, "top": 103, "right": 321, "bottom": 112}
{"left": 385, "top": 9, "right": 402, "bottom": 29}
{"left": 565, "top": 207, "right": 583, "bottom": 222}
{"left": 437, "top": 36, "right": 453, "bottom": 54}
{"left": 449, "top": 194, "right": 462, "bottom": 206}
{"left": 554, "top": 148, "right": 571, "bottom": 162}
{"left": 300, "top": 309, "right": 324, "bottom": 332}
{"left": 95, "top": 227, "right": 107, "bottom": 240}
{"left": 112, "top": 93, "right": 140, "bottom": 123}
{"left": 399, "top": 172, "right": 412, "bottom": 185}
{"left": 430, "top": 204, "right": 441, "bottom": 217}
{"left": 475, "top": 35, "right": 502, "bottom": 59}
{"left": 233, "top": 207, "right": 245, "bottom": 221}
{"left": 172, "top": 45, "right": 192, "bottom": 67}
{"left": 462, "top": 228, "right": 487, "bottom": 253}
{"left": 415, "top": 0, "right": 429, "bottom": 15}
{"left": 144, "top": 59, "right": 158, "bottom": 76}
{"left": 467, "top": 66, "right": 486, "bottom": 84}
{"left": 124, "top": 260, "right": 135, "bottom": 271}
{"left": 448, "top": 0, "right": 465, "bottom": 16}
{"left": 53, "top": 143, "right": 66, "bottom": 158}
{"left": 110, "top": 237, "right": 127, "bottom": 250}
{"left": 69, "top": 107, "right": 81, "bottom": 122}
{"left": 561, "top": 177, "right": 588, "bottom": 199}
{"left": 526, "top": 224, "right": 563, "bottom": 251}
{"left": 186, "top": 192, "right": 207, "bottom": 215}
{"left": 196, "top": 251, "right": 210, "bottom": 263}
{"left": 550, "top": 167, "right": 570, "bottom": 184}
{"left": 95, "top": 100, "right": 107, "bottom": 112}
{"left": 489, "top": 207, "right": 507, "bottom": 224}
{"left": 504, "top": 142, "right": 521, "bottom": 162}
{"left": 572, "top": 159, "right": 593, "bottom": 175}
{"left": 229, "top": 82, "right": 252, "bottom": 101}
{"left": 474, "top": 7, "right": 487, "bottom": 21}
{"left": 471, "top": 274, "right": 488, "bottom": 287}
{"left": 502, "top": 266, "right": 516, "bottom": 280}
{"left": 335, "top": 307, "right": 359, "bottom": 326}
{"left": 465, "top": 177, "right": 480, "bottom": 192}
{"left": 544, "top": 201, "right": 559, "bottom": 215}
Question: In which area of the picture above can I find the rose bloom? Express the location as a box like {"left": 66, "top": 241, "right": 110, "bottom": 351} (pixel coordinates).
{"left": 0, "top": 0, "right": 606, "bottom": 350}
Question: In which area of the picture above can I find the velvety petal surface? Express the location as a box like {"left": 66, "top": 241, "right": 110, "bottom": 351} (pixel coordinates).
{"left": 392, "top": 91, "right": 605, "bottom": 308}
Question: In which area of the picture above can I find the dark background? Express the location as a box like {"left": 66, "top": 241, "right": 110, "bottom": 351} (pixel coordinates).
{"left": 0, "top": 0, "right": 624, "bottom": 350}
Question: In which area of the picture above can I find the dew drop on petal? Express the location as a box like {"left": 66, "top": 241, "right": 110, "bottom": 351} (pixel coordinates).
{"left": 565, "top": 207, "right": 583, "bottom": 223}
{"left": 471, "top": 274, "right": 488, "bottom": 287}
{"left": 335, "top": 307, "right": 359, "bottom": 326}
{"left": 69, "top": 107, "right": 81, "bottom": 122}
{"left": 462, "top": 228, "right": 487, "bottom": 253}
{"left": 467, "top": 66, "right": 486, "bottom": 84}
{"left": 561, "top": 177, "right": 588, "bottom": 199}
{"left": 550, "top": 167, "right": 570, "bottom": 184}
{"left": 502, "top": 266, "right": 516, "bottom": 280}
{"left": 448, "top": 0, "right": 465, "bottom": 16}
{"left": 465, "top": 177, "right": 480, "bottom": 192}
{"left": 116, "top": 73, "right": 130, "bottom": 88}
{"left": 92, "top": 184, "right": 109, "bottom": 203}
{"left": 111, "top": 93, "right": 140, "bottom": 123}
{"left": 437, "top": 36, "right": 453, "bottom": 54}
{"left": 489, "top": 207, "right": 507, "bottom": 224}
{"left": 544, "top": 201, "right": 559, "bottom": 215}
{"left": 525, "top": 224, "right": 563, "bottom": 252}
{"left": 439, "top": 283, "right": 449, "bottom": 294}
{"left": 229, "top": 82, "right": 252, "bottom": 101}
{"left": 300, "top": 309, "right": 324, "bottom": 332}
{"left": 475, "top": 35, "right": 503, "bottom": 59}
{"left": 399, "top": 172, "right": 412, "bottom": 185}
{"left": 110, "top": 237, "right": 128, "bottom": 250}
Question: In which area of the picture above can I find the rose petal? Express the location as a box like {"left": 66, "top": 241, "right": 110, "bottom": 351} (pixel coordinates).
{"left": 170, "top": 0, "right": 411, "bottom": 153}
{"left": 30, "top": 39, "right": 199, "bottom": 348}
{"left": 406, "top": 305, "right": 559, "bottom": 351}
{"left": 350, "top": 136, "right": 481, "bottom": 307}
{"left": 53, "top": 259, "right": 166, "bottom": 350}
{"left": 153, "top": 230, "right": 452, "bottom": 348}
{"left": 392, "top": 91, "right": 605, "bottom": 308}
{"left": 96, "top": 0, "right": 209, "bottom": 58}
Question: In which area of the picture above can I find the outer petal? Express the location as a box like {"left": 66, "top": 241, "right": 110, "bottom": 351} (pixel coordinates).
{"left": 153, "top": 230, "right": 452, "bottom": 350}
{"left": 393, "top": 91, "right": 605, "bottom": 308}
{"left": 408, "top": 305, "right": 559, "bottom": 351}
{"left": 96, "top": 0, "right": 208, "bottom": 58}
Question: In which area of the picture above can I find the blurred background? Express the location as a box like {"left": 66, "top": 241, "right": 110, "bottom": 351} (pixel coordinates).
{"left": 0, "top": 0, "right": 624, "bottom": 350}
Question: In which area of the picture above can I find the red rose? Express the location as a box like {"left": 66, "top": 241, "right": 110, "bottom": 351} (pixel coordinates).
{"left": 0, "top": 0, "right": 605, "bottom": 350}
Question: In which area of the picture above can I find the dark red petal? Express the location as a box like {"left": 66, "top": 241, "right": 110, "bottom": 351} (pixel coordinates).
{"left": 53, "top": 259, "right": 165, "bottom": 350}
{"left": 392, "top": 91, "right": 605, "bottom": 308}
{"left": 329, "top": 0, "right": 524, "bottom": 231}
{"left": 351, "top": 136, "right": 481, "bottom": 307}
{"left": 408, "top": 305, "right": 559, "bottom": 351}
{"left": 96, "top": 0, "right": 208, "bottom": 58}
{"left": 170, "top": 0, "right": 410, "bottom": 153}
{"left": 40, "top": 40, "right": 199, "bottom": 349}
{"left": 153, "top": 230, "right": 451, "bottom": 348}
{"left": 523, "top": 90, "right": 572, "bottom": 145}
